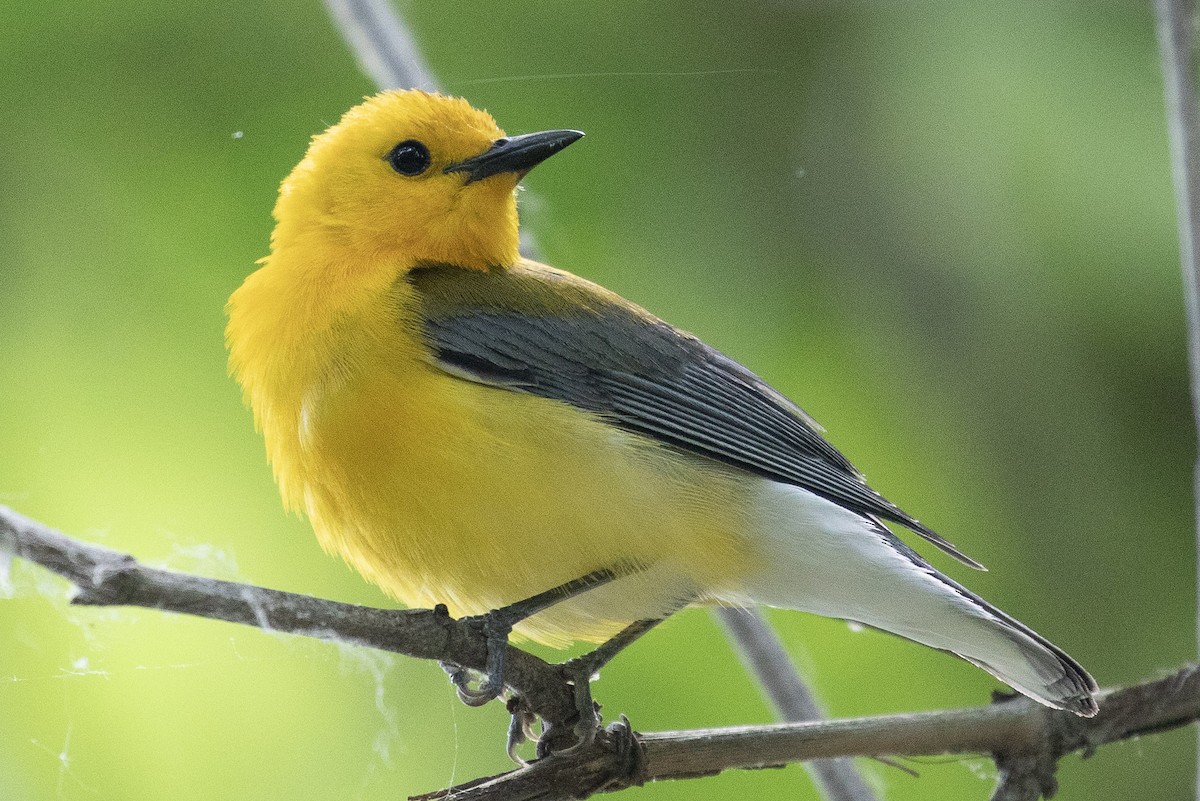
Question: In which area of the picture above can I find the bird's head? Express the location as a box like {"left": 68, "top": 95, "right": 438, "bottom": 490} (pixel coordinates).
{"left": 271, "top": 90, "right": 582, "bottom": 271}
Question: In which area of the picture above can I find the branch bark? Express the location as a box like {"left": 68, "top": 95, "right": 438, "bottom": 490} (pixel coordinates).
{"left": 420, "top": 667, "right": 1200, "bottom": 801}
{"left": 4, "top": 506, "right": 1199, "bottom": 801}
{"left": 0, "top": 506, "right": 576, "bottom": 732}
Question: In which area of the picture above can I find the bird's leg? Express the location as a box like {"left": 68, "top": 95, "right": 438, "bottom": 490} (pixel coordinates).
{"left": 441, "top": 568, "right": 620, "bottom": 707}
{"left": 541, "top": 617, "right": 665, "bottom": 756}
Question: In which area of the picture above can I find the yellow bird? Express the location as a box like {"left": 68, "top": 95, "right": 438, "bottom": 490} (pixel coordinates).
{"left": 226, "top": 90, "right": 1097, "bottom": 718}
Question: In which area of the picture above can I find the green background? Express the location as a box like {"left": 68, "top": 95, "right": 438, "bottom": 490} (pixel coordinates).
{"left": 1, "top": 1, "right": 1193, "bottom": 798}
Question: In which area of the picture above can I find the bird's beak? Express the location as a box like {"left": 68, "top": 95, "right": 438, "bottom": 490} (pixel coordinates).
{"left": 445, "top": 129, "right": 584, "bottom": 184}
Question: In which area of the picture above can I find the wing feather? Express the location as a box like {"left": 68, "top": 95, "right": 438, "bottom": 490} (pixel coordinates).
{"left": 410, "top": 262, "right": 982, "bottom": 569}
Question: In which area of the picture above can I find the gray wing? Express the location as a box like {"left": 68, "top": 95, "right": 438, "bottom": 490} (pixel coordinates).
{"left": 411, "top": 264, "right": 981, "bottom": 569}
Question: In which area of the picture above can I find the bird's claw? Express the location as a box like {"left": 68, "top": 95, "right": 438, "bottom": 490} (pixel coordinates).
{"left": 457, "top": 680, "right": 503, "bottom": 706}
{"left": 437, "top": 591, "right": 649, "bottom": 762}
{"left": 440, "top": 609, "right": 516, "bottom": 707}
{"left": 439, "top": 661, "right": 502, "bottom": 706}
{"left": 505, "top": 695, "right": 540, "bottom": 763}
{"left": 532, "top": 656, "right": 603, "bottom": 758}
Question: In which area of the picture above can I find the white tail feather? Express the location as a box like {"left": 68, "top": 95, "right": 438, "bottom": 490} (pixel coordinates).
{"left": 738, "top": 481, "right": 1097, "bottom": 716}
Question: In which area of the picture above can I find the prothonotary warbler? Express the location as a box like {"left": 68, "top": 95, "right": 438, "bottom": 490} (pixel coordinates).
{"left": 226, "top": 90, "right": 1097, "bottom": 720}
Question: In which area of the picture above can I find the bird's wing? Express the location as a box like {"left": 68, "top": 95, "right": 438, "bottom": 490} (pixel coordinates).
{"left": 409, "top": 260, "right": 981, "bottom": 569}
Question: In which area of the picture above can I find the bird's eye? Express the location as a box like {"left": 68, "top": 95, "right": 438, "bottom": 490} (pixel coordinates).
{"left": 386, "top": 140, "right": 431, "bottom": 176}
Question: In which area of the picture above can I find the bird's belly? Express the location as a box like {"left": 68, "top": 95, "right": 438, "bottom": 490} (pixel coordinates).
{"left": 294, "top": 362, "right": 756, "bottom": 646}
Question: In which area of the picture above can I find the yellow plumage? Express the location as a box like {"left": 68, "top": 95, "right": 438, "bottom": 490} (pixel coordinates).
{"left": 226, "top": 89, "right": 1097, "bottom": 714}
{"left": 227, "top": 92, "right": 753, "bottom": 644}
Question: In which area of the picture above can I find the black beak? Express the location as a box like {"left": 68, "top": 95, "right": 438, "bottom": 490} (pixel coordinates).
{"left": 445, "top": 129, "right": 584, "bottom": 184}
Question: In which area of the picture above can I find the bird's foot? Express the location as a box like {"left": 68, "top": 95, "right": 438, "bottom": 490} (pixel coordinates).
{"left": 439, "top": 607, "right": 515, "bottom": 706}
{"left": 537, "top": 618, "right": 664, "bottom": 756}
{"left": 531, "top": 649, "right": 607, "bottom": 758}
{"left": 562, "top": 651, "right": 604, "bottom": 738}
{"left": 438, "top": 571, "right": 623, "bottom": 709}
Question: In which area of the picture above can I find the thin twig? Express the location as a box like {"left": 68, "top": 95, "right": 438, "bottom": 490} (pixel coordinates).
{"left": 715, "top": 607, "right": 878, "bottom": 800}
{"left": 320, "top": 0, "right": 437, "bottom": 92}
{"left": 1151, "top": 0, "right": 1200, "bottom": 794}
{"left": 0, "top": 507, "right": 577, "bottom": 730}
{"left": 314, "top": 5, "right": 871, "bottom": 798}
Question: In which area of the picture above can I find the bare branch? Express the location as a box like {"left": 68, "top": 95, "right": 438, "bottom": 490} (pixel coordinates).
{"left": 1151, "top": 0, "right": 1200, "bottom": 794}
{"left": 320, "top": 0, "right": 437, "bottom": 92}
{"left": 5, "top": 505, "right": 1199, "bottom": 800}
{"left": 427, "top": 667, "right": 1200, "bottom": 800}
{"left": 0, "top": 506, "right": 576, "bottom": 729}
{"left": 715, "top": 607, "right": 878, "bottom": 801}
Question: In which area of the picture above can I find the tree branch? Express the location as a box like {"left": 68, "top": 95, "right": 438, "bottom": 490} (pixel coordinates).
{"left": 1151, "top": 0, "right": 1200, "bottom": 794}
{"left": 5, "top": 505, "right": 1199, "bottom": 800}
{"left": 715, "top": 606, "right": 878, "bottom": 800}
{"left": 320, "top": 0, "right": 437, "bottom": 92}
{"left": 0, "top": 506, "right": 576, "bottom": 731}
{"left": 422, "top": 667, "right": 1200, "bottom": 801}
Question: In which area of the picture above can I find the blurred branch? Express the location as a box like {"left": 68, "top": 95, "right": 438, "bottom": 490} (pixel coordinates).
{"left": 316, "top": 4, "right": 874, "bottom": 799}
{"left": 321, "top": 0, "right": 437, "bottom": 92}
{"left": 715, "top": 607, "right": 878, "bottom": 800}
{"left": 1151, "top": 0, "right": 1200, "bottom": 795}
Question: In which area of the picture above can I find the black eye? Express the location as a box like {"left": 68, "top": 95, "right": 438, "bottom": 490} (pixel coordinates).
{"left": 386, "top": 140, "right": 431, "bottom": 176}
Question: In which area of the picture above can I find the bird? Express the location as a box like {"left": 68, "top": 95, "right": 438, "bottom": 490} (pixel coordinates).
{"left": 226, "top": 89, "right": 1097, "bottom": 721}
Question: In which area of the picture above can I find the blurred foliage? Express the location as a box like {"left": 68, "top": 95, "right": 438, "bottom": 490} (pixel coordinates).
{"left": 0, "top": 1, "right": 1193, "bottom": 799}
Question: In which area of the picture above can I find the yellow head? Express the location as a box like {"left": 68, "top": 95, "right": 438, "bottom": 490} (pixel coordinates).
{"left": 270, "top": 90, "right": 581, "bottom": 271}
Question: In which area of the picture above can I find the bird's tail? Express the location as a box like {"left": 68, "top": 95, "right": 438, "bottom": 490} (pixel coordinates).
{"left": 930, "top": 567, "right": 1098, "bottom": 716}
{"left": 742, "top": 482, "right": 1098, "bottom": 716}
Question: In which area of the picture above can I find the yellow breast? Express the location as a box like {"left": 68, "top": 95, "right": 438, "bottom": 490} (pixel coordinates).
{"left": 232, "top": 264, "right": 756, "bottom": 645}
